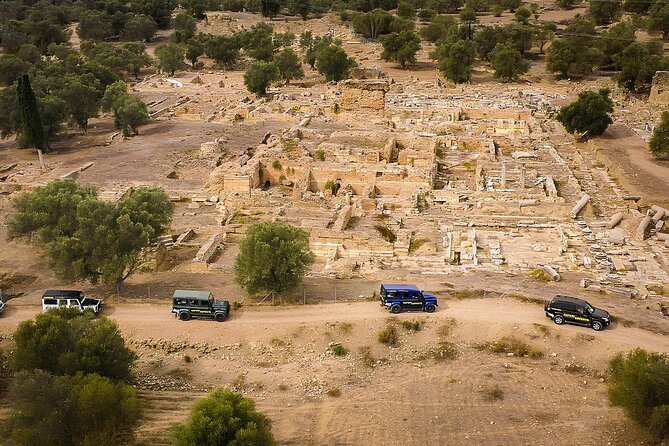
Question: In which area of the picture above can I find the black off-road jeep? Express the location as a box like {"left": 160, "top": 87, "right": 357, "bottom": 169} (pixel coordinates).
{"left": 171, "top": 290, "right": 230, "bottom": 322}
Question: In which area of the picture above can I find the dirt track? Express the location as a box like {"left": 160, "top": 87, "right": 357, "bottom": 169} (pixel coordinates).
{"left": 1, "top": 299, "right": 666, "bottom": 446}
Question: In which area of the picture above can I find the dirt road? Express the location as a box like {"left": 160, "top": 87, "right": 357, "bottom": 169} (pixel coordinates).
{"left": 1, "top": 299, "right": 666, "bottom": 445}
{"left": 3, "top": 299, "right": 668, "bottom": 354}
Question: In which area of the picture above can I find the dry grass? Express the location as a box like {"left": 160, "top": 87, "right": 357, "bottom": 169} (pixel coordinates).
{"left": 437, "top": 318, "right": 457, "bottom": 337}
{"left": 326, "top": 387, "right": 341, "bottom": 397}
{"left": 476, "top": 337, "right": 544, "bottom": 359}
{"left": 452, "top": 289, "right": 485, "bottom": 299}
{"left": 482, "top": 384, "right": 504, "bottom": 401}
{"left": 532, "top": 323, "right": 551, "bottom": 337}
{"left": 530, "top": 268, "right": 552, "bottom": 282}
{"left": 511, "top": 294, "right": 546, "bottom": 306}
{"left": 401, "top": 320, "right": 423, "bottom": 332}
{"left": 339, "top": 322, "right": 354, "bottom": 334}
{"left": 358, "top": 346, "right": 377, "bottom": 368}
{"left": 378, "top": 325, "right": 399, "bottom": 347}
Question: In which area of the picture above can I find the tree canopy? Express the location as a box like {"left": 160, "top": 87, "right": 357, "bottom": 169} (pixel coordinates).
{"left": 13, "top": 308, "right": 137, "bottom": 381}
{"left": 490, "top": 42, "right": 530, "bottom": 81}
{"left": 7, "top": 370, "right": 141, "bottom": 446}
{"left": 235, "top": 221, "right": 314, "bottom": 296}
{"left": 244, "top": 61, "right": 280, "bottom": 96}
{"left": 173, "top": 388, "right": 274, "bottom": 446}
{"left": 608, "top": 348, "right": 669, "bottom": 441}
{"left": 546, "top": 16, "right": 603, "bottom": 78}
{"left": 155, "top": 43, "right": 185, "bottom": 76}
{"left": 315, "top": 44, "right": 357, "bottom": 81}
{"left": 650, "top": 111, "right": 669, "bottom": 159}
{"left": 273, "top": 48, "right": 305, "bottom": 84}
{"left": 434, "top": 39, "right": 476, "bottom": 84}
{"left": 16, "top": 74, "right": 46, "bottom": 151}
{"left": 556, "top": 88, "right": 614, "bottom": 138}
{"left": 380, "top": 30, "right": 421, "bottom": 68}
{"left": 8, "top": 179, "right": 173, "bottom": 284}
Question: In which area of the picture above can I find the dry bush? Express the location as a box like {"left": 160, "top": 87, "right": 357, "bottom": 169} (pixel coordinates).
{"left": 401, "top": 320, "right": 423, "bottom": 332}
{"left": 530, "top": 268, "right": 552, "bottom": 282}
{"left": 378, "top": 325, "right": 399, "bottom": 346}
{"left": 532, "top": 323, "right": 551, "bottom": 337}
{"left": 477, "top": 337, "right": 543, "bottom": 359}
{"left": 326, "top": 387, "right": 341, "bottom": 397}
{"left": 339, "top": 322, "right": 354, "bottom": 334}
{"left": 452, "top": 289, "right": 485, "bottom": 299}
{"left": 437, "top": 318, "right": 457, "bottom": 337}
{"left": 482, "top": 384, "right": 504, "bottom": 401}
{"left": 358, "top": 346, "right": 376, "bottom": 368}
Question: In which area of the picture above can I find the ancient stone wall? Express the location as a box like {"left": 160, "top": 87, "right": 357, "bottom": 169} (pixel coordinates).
{"left": 650, "top": 71, "right": 669, "bottom": 103}
{"left": 340, "top": 79, "right": 390, "bottom": 112}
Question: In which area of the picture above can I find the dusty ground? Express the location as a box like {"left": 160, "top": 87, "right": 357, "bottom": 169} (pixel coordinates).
{"left": 1, "top": 298, "right": 667, "bottom": 446}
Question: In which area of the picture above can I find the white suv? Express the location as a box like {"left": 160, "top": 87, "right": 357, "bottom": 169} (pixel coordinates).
{"left": 42, "top": 290, "right": 101, "bottom": 314}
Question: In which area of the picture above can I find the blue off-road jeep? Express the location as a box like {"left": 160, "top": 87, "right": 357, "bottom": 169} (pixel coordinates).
{"left": 380, "top": 284, "right": 438, "bottom": 314}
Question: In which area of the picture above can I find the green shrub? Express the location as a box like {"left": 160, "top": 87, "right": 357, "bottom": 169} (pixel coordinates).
{"left": 173, "top": 388, "right": 274, "bottom": 445}
{"left": 609, "top": 348, "right": 669, "bottom": 440}
{"left": 324, "top": 180, "right": 340, "bottom": 195}
{"left": 272, "top": 160, "right": 282, "bottom": 170}
{"left": 329, "top": 343, "right": 348, "bottom": 356}
{"left": 378, "top": 325, "right": 398, "bottom": 346}
{"left": 13, "top": 308, "right": 137, "bottom": 382}
{"left": 314, "top": 149, "right": 326, "bottom": 161}
{"left": 401, "top": 320, "right": 422, "bottom": 332}
{"left": 7, "top": 370, "right": 141, "bottom": 445}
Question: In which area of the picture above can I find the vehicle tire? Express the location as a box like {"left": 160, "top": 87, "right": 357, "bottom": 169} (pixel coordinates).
{"left": 425, "top": 304, "right": 436, "bottom": 313}
{"left": 179, "top": 312, "right": 190, "bottom": 321}
{"left": 390, "top": 304, "right": 402, "bottom": 314}
{"left": 215, "top": 313, "right": 227, "bottom": 322}
{"left": 591, "top": 321, "right": 603, "bottom": 331}
{"left": 553, "top": 315, "right": 564, "bottom": 325}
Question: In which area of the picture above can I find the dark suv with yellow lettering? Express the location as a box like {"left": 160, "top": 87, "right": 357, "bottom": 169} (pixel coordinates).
{"left": 544, "top": 295, "right": 610, "bottom": 331}
{"left": 171, "top": 290, "right": 230, "bottom": 322}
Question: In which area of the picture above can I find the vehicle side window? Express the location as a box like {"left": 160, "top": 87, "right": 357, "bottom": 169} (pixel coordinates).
{"left": 174, "top": 298, "right": 188, "bottom": 305}
{"left": 576, "top": 307, "right": 585, "bottom": 315}
{"left": 188, "top": 299, "right": 198, "bottom": 306}
{"left": 58, "top": 299, "right": 67, "bottom": 306}
{"left": 386, "top": 291, "right": 397, "bottom": 299}
{"left": 43, "top": 298, "right": 57, "bottom": 305}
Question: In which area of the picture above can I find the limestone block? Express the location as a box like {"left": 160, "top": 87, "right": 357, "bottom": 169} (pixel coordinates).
{"left": 332, "top": 205, "right": 352, "bottom": 231}
{"left": 193, "top": 232, "right": 226, "bottom": 264}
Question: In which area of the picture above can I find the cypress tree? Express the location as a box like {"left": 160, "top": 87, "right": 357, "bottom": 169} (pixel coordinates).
{"left": 16, "top": 74, "right": 46, "bottom": 151}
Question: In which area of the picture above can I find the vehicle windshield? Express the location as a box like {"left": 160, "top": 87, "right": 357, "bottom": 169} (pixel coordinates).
{"left": 585, "top": 303, "right": 595, "bottom": 314}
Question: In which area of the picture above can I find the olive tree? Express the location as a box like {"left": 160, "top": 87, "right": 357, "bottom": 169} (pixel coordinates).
{"left": 650, "top": 111, "right": 669, "bottom": 159}
{"left": 173, "top": 389, "right": 274, "bottom": 446}
{"left": 234, "top": 221, "right": 314, "bottom": 296}
{"left": 556, "top": 88, "right": 614, "bottom": 138}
